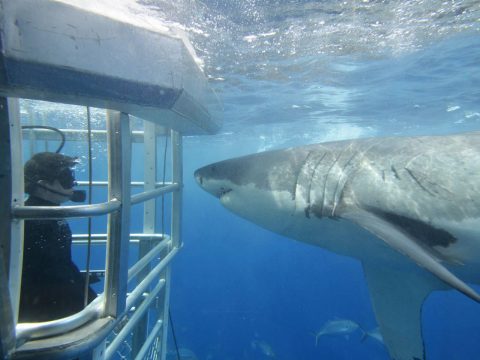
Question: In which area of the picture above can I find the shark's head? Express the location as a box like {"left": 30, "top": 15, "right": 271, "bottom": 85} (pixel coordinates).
{"left": 195, "top": 150, "right": 298, "bottom": 230}
{"left": 194, "top": 148, "right": 313, "bottom": 234}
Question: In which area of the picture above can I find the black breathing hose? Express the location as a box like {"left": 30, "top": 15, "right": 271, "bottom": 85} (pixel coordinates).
{"left": 21, "top": 125, "right": 66, "bottom": 153}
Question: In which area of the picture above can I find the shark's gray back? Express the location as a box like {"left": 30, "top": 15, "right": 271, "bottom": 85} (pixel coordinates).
{"left": 342, "top": 132, "right": 480, "bottom": 221}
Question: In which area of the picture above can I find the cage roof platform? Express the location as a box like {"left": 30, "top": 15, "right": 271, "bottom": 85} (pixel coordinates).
{"left": 0, "top": 0, "right": 222, "bottom": 135}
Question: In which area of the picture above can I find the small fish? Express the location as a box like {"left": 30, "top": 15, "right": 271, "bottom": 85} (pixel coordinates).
{"left": 251, "top": 339, "right": 276, "bottom": 358}
{"left": 312, "top": 319, "right": 364, "bottom": 346}
{"left": 361, "top": 326, "right": 385, "bottom": 345}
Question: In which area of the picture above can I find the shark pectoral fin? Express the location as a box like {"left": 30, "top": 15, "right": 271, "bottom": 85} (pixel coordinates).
{"left": 362, "top": 261, "right": 442, "bottom": 360}
{"left": 343, "top": 209, "right": 480, "bottom": 303}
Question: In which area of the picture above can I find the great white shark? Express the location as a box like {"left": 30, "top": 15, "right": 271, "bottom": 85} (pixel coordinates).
{"left": 194, "top": 131, "right": 480, "bottom": 360}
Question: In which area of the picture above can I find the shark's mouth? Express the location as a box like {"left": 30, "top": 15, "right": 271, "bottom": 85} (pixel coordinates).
{"left": 218, "top": 187, "right": 232, "bottom": 198}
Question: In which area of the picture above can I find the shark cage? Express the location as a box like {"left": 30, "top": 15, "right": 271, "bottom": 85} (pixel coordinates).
{"left": 0, "top": 1, "right": 222, "bottom": 359}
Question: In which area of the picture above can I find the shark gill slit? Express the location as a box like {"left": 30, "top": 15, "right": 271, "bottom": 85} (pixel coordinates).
{"left": 391, "top": 165, "right": 400, "bottom": 179}
{"left": 330, "top": 145, "right": 362, "bottom": 217}
{"left": 330, "top": 140, "right": 377, "bottom": 217}
{"left": 305, "top": 152, "right": 327, "bottom": 218}
{"left": 320, "top": 150, "right": 344, "bottom": 217}
{"left": 294, "top": 151, "right": 314, "bottom": 202}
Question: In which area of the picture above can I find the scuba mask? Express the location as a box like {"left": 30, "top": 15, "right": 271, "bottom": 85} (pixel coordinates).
{"left": 30, "top": 166, "right": 86, "bottom": 203}
{"left": 34, "top": 179, "right": 87, "bottom": 203}
{"left": 56, "top": 166, "right": 86, "bottom": 202}
{"left": 57, "top": 167, "right": 76, "bottom": 189}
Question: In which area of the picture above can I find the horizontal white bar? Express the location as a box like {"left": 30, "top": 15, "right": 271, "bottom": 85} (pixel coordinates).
{"left": 130, "top": 183, "right": 179, "bottom": 205}
{"left": 72, "top": 233, "right": 166, "bottom": 244}
{"left": 12, "top": 199, "right": 120, "bottom": 220}
{"left": 76, "top": 181, "right": 173, "bottom": 187}
{"left": 22, "top": 128, "right": 168, "bottom": 143}
{"left": 16, "top": 294, "right": 104, "bottom": 341}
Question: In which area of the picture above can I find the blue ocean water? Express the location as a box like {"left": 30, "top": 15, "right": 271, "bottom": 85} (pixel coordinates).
{"left": 20, "top": 1, "right": 480, "bottom": 359}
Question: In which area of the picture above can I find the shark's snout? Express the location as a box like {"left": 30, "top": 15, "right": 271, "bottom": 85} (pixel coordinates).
{"left": 194, "top": 164, "right": 216, "bottom": 188}
{"left": 194, "top": 169, "right": 203, "bottom": 186}
{"left": 194, "top": 164, "right": 231, "bottom": 199}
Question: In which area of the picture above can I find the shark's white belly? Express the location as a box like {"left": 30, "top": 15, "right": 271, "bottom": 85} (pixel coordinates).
{"left": 220, "top": 182, "right": 412, "bottom": 268}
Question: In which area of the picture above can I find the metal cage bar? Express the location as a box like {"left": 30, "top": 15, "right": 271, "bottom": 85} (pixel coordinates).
{"left": 72, "top": 233, "right": 166, "bottom": 243}
{"left": 104, "top": 279, "right": 166, "bottom": 360}
{"left": 12, "top": 200, "right": 121, "bottom": 220}
{"left": 0, "top": 96, "right": 15, "bottom": 360}
{"left": 160, "top": 130, "right": 183, "bottom": 360}
{"left": 131, "top": 120, "right": 158, "bottom": 357}
{"left": 134, "top": 319, "right": 163, "bottom": 360}
{"left": 8, "top": 98, "right": 25, "bottom": 325}
{"left": 16, "top": 296, "right": 104, "bottom": 341}
{"left": 104, "top": 111, "right": 132, "bottom": 318}
{"left": 21, "top": 127, "right": 167, "bottom": 144}
{"left": 76, "top": 181, "right": 174, "bottom": 187}
{"left": 127, "top": 239, "right": 171, "bottom": 283}
{"left": 171, "top": 130, "right": 183, "bottom": 249}
{"left": 130, "top": 183, "right": 179, "bottom": 205}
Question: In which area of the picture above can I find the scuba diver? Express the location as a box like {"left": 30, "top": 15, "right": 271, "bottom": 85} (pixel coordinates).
{"left": 19, "top": 151, "right": 97, "bottom": 322}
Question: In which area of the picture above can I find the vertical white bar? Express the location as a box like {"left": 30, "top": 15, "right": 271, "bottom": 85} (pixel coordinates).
{"left": 8, "top": 98, "right": 24, "bottom": 323}
{"left": 104, "top": 111, "right": 131, "bottom": 317}
{"left": 170, "top": 130, "right": 182, "bottom": 249}
{"left": 26, "top": 104, "right": 36, "bottom": 156}
{"left": 131, "top": 120, "right": 157, "bottom": 357}
{"left": 159, "top": 130, "right": 182, "bottom": 360}
{"left": 0, "top": 97, "right": 16, "bottom": 357}
{"left": 143, "top": 121, "right": 157, "bottom": 235}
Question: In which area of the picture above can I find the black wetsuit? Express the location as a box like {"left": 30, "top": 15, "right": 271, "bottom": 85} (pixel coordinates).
{"left": 19, "top": 196, "right": 97, "bottom": 322}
